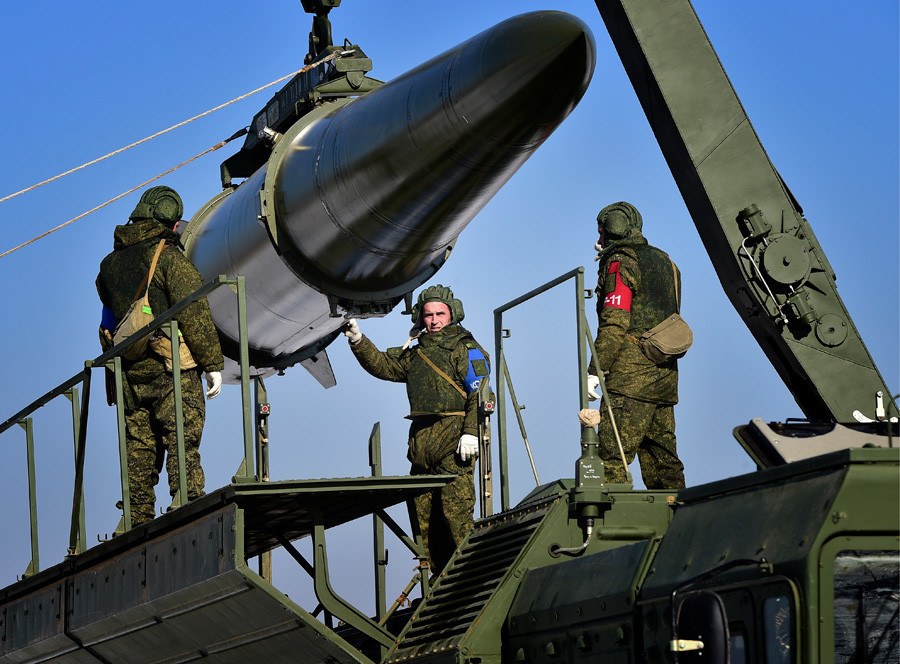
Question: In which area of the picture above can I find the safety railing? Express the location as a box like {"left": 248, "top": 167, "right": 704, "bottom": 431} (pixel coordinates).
{"left": 492, "top": 267, "right": 624, "bottom": 512}
{"left": 3, "top": 267, "right": 629, "bottom": 581}
{"left": 0, "top": 272, "right": 433, "bottom": 644}
{"left": 0, "top": 275, "right": 254, "bottom": 573}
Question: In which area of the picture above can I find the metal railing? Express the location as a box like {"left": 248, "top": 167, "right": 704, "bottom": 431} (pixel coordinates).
{"left": 1, "top": 272, "right": 432, "bottom": 642}
{"left": 492, "top": 267, "right": 623, "bottom": 512}
{"left": 3, "top": 267, "right": 627, "bottom": 580}
{"left": 0, "top": 275, "right": 253, "bottom": 572}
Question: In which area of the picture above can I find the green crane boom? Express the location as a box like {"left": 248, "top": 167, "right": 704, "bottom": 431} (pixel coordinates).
{"left": 595, "top": 0, "right": 893, "bottom": 426}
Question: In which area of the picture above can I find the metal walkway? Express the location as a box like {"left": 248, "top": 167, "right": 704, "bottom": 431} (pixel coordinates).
{"left": 0, "top": 475, "right": 450, "bottom": 664}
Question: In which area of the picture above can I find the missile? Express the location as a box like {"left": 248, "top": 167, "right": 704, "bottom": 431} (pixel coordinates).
{"left": 182, "top": 11, "right": 596, "bottom": 386}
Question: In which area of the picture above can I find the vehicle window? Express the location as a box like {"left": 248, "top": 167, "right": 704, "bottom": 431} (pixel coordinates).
{"left": 833, "top": 550, "right": 899, "bottom": 664}
{"left": 729, "top": 628, "right": 747, "bottom": 664}
{"left": 763, "top": 595, "right": 792, "bottom": 664}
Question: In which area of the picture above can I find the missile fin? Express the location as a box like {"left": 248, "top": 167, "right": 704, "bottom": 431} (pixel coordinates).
{"left": 300, "top": 349, "right": 337, "bottom": 389}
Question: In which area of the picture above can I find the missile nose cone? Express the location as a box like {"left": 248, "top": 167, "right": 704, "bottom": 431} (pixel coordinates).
{"left": 452, "top": 11, "right": 596, "bottom": 147}
{"left": 278, "top": 11, "right": 596, "bottom": 296}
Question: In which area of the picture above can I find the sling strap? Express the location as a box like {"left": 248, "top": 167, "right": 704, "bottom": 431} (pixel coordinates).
{"left": 416, "top": 348, "right": 467, "bottom": 398}
{"left": 130, "top": 239, "right": 167, "bottom": 305}
{"left": 408, "top": 411, "right": 466, "bottom": 417}
{"left": 671, "top": 258, "right": 680, "bottom": 313}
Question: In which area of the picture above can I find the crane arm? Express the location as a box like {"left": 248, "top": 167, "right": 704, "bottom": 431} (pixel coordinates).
{"left": 594, "top": 0, "right": 893, "bottom": 424}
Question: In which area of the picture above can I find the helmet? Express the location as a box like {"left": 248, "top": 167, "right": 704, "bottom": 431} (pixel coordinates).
{"left": 597, "top": 201, "right": 643, "bottom": 240}
{"left": 410, "top": 284, "right": 464, "bottom": 326}
{"left": 129, "top": 186, "right": 184, "bottom": 225}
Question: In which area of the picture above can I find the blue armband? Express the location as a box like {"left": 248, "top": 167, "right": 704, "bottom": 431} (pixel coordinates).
{"left": 100, "top": 306, "right": 116, "bottom": 331}
{"left": 465, "top": 346, "right": 490, "bottom": 394}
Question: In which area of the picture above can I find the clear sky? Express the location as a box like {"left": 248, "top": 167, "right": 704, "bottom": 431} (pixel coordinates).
{"left": 0, "top": 1, "right": 896, "bottom": 616}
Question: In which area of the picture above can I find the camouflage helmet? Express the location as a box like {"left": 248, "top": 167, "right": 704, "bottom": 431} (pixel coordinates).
{"left": 410, "top": 284, "right": 464, "bottom": 326}
{"left": 129, "top": 186, "right": 184, "bottom": 225}
{"left": 597, "top": 201, "right": 643, "bottom": 240}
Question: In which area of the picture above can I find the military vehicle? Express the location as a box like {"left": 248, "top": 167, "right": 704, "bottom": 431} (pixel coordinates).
{"left": 0, "top": 2, "right": 896, "bottom": 663}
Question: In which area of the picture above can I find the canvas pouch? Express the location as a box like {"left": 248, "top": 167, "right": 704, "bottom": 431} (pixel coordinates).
{"left": 149, "top": 332, "right": 198, "bottom": 371}
{"left": 637, "top": 258, "right": 693, "bottom": 365}
{"left": 639, "top": 313, "right": 693, "bottom": 364}
{"left": 112, "top": 240, "right": 166, "bottom": 360}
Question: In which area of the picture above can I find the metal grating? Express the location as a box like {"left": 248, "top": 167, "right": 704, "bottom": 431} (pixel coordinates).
{"left": 388, "top": 498, "right": 555, "bottom": 661}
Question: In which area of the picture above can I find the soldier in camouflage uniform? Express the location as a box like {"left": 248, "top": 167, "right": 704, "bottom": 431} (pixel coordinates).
{"left": 344, "top": 285, "right": 490, "bottom": 573}
{"left": 96, "top": 186, "right": 224, "bottom": 526}
{"left": 588, "top": 202, "right": 685, "bottom": 489}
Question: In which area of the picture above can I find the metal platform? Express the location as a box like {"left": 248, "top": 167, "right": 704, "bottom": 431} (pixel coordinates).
{"left": 0, "top": 475, "right": 451, "bottom": 664}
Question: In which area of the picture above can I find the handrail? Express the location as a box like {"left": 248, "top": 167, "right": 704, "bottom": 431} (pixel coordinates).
{"left": 22, "top": 418, "right": 38, "bottom": 578}
{"left": 0, "top": 276, "right": 229, "bottom": 436}
{"left": 0, "top": 371, "right": 87, "bottom": 437}
{"left": 99, "top": 275, "right": 254, "bottom": 543}
{"left": 493, "top": 267, "right": 592, "bottom": 512}
{"left": 0, "top": 273, "right": 432, "bottom": 646}
{"left": 0, "top": 275, "right": 254, "bottom": 567}
{"left": 491, "top": 266, "right": 628, "bottom": 512}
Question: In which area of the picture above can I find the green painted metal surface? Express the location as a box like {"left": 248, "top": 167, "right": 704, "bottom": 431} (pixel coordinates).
{"left": 595, "top": 0, "right": 893, "bottom": 424}
{"left": 385, "top": 480, "right": 676, "bottom": 664}
{"left": 387, "top": 494, "right": 564, "bottom": 664}
{"left": 499, "top": 448, "right": 898, "bottom": 664}
{"left": 644, "top": 459, "right": 845, "bottom": 598}
{"left": 4, "top": 506, "right": 360, "bottom": 664}
{"left": 508, "top": 539, "right": 660, "bottom": 663}
{"left": 0, "top": 476, "right": 453, "bottom": 664}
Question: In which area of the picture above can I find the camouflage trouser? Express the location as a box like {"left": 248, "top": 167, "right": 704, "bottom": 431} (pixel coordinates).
{"left": 125, "top": 369, "right": 206, "bottom": 525}
{"left": 408, "top": 415, "right": 476, "bottom": 574}
{"left": 598, "top": 394, "right": 684, "bottom": 490}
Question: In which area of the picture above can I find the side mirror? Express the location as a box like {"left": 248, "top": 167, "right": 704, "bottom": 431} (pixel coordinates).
{"left": 671, "top": 590, "right": 730, "bottom": 664}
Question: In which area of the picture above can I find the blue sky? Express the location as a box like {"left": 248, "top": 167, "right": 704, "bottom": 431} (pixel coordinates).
{"left": 0, "top": 1, "right": 896, "bottom": 613}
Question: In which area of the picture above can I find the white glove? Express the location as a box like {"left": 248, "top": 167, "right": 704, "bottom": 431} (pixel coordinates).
{"left": 457, "top": 434, "right": 479, "bottom": 461}
{"left": 205, "top": 371, "right": 222, "bottom": 399}
{"left": 344, "top": 318, "right": 362, "bottom": 344}
{"left": 587, "top": 374, "right": 601, "bottom": 401}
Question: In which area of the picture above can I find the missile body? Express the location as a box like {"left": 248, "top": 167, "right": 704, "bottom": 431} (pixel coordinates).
{"left": 183, "top": 11, "right": 595, "bottom": 384}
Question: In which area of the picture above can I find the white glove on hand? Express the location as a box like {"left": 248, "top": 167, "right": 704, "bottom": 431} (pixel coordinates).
{"left": 587, "top": 374, "right": 601, "bottom": 402}
{"left": 205, "top": 371, "right": 222, "bottom": 399}
{"left": 344, "top": 318, "right": 362, "bottom": 344}
{"left": 457, "top": 434, "right": 479, "bottom": 462}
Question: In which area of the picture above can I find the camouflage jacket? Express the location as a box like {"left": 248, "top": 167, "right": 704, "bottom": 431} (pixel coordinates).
{"left": 591, "top": 235, "right": 679, "bottom": 404}
{"left": 96, "top": 219, "right": 224, "bottom": 384}
{"left": 351, "top": 324, "right": 488, "bottom": 437}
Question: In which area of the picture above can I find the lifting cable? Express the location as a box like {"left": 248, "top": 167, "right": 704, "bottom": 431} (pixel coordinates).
{"left": 0, "top": 49, "right": 352, "bottom": 260}
{"left": 0, "top": 129, "right": 246, "bottom": 260}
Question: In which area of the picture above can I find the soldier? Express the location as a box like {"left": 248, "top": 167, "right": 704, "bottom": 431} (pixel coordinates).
{"left": 97, "top": 186, "right": 224, "bottom": 526}
{"left": 588, "top": 201, "right": 686, "bottom": 489}
{"left": 344, "top": 285, "right": 490, "bottom": 574}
